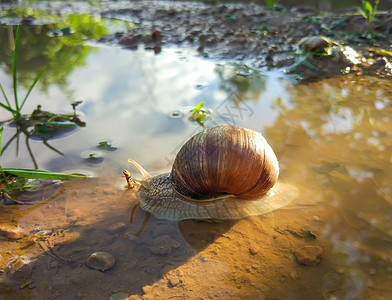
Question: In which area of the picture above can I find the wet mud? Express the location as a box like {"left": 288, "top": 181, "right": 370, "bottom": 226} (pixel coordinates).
{"left": 1, "top": 1, "right": 392, "bottom": 300}
{"left": 98, "top": 1, "right": 392, "bottom": 81}
{"left": 1, "top": 176, "right": 331, "bottom": 300}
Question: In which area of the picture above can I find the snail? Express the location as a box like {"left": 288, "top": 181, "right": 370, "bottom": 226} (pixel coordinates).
{"left": 125, "top": 125, "right": 297, "bottom": 221}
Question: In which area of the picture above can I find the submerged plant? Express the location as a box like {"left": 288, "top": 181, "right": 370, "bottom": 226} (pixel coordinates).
{"left": 0, "top": 126, "right": 88, "bottom": 202}
{"left": 0, "top": 25, "right": 46, "bottom": 122}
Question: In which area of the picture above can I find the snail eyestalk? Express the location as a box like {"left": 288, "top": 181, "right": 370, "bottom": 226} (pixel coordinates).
{"left": 128, "top": 158, "right": 152, "bottom": 180}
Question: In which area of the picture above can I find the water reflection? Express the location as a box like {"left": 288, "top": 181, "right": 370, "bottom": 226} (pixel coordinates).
{"left": 265, "top": 75, "right": 392, "bottom": 299}
{"left": 1, "top": 17, "right": 392, "bottom": 300}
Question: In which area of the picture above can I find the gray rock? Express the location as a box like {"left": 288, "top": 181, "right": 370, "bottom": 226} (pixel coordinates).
{"left": 86, "top": 252, "right": 115, "bottom": 271}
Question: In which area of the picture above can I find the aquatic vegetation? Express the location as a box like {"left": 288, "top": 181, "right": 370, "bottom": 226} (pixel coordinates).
{"left": 0, "top": 26, "right": 87, "bottom": 168}
{"left": 97, "top": 141, "right": 118, "bottom": 151}
{"left": 0, "top": 126, "right": 88, "bottom": 202}
{"left": 0, "top": 25, "right": 46, "bottom": 122}
{"left": 265, "top": 0, "right": 279, "bottom": 10}
{"left": 189, "top": 102, "right": 208, "bottom": 127}
{"left": 357, "top": 0, "right": 379, "bottom": 37}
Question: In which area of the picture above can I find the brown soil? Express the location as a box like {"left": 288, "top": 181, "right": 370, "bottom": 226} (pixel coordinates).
{"left": 1, "top": 175, "right": 332, "bottom": 300}
{"left": 99, "top": 1, "right": 392, "bottom": 81}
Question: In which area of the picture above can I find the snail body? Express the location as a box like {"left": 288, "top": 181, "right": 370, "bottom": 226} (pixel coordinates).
{"left": 128, "top": 125, "right": 296, "bottom": 221}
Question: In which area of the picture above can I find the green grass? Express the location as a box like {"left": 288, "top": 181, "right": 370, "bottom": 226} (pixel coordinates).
{"left": 0, "top": 25, "right": 46, "bottom": 122}
{"left": 0, "top": 126, "right": 88, "bottom": 199}
{"left": 265, "top": 0, "right": 279, "bottom": 10}
{"left": 357, "top": 0, "right": 379, "bottom": 37}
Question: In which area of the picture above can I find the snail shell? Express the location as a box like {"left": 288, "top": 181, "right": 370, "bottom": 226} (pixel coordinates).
{"left": 129, "top": 125, "right": 297, "bottom": 221}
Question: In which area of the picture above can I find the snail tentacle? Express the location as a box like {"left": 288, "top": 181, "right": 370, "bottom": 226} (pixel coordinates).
{"left": 128, "top": 158, "right": 152, "bottom": 180}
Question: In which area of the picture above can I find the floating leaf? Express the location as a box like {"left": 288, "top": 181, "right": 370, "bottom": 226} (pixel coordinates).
{"left": 190, "top": 102, "right": 208, "bottom": 127}
{"left": 98, "top": 141, "right": 117, "bottom": 151}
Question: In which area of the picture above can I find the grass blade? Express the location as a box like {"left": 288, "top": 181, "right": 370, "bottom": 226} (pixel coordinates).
{"left": 20, "top": 66, "right": 46, "bottom": 111}
{"left": 3, "top": 168, "right": 90, "bottom": 180}
{"left": 0, "top": 81, "right": 13, "bottom": 109}
{"left": 12, "top": 25, "right": 21, "bottom": 113}
{"left": 0, "top": 101, "right": 16, "bottom": 114}
{"left": 0, "top": 126, "right": 4, "bottom": 156}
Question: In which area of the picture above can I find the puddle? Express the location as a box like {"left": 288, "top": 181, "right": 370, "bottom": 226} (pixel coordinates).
{"left": 1, "top": 5, "right": 392, "bottom": 300}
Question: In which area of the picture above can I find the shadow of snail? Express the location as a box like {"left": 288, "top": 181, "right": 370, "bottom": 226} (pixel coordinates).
{"left": 124, "top": 125, "right": 298, "bottom": 236}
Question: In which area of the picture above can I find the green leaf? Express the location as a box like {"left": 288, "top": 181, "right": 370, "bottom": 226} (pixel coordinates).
{"left": 98, "top": 141, "right": 117, "bottom": 151}
{"left": 364, "top": 1, "right": 373, "bottom": 15}
{"left": 0, "top": 101, "right": 16, "bottom": 114}
{"left": 191, "top": 102, "right": 204, "bottom": 113}
{"left": 0, "top": 81, "right": 13, "bottom": 110}
{"left": 357, "top": 7, "right": 368, "bottom": 19}
{"left": 20, "top": 66, "right": 46, "bottom": 111}
{"left": 3, "top": 168, "right": 89, "bottom": 180}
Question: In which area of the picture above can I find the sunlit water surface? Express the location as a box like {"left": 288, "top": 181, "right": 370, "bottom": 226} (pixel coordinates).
{"left": 0, "top": 22, "right": 392, "bottom": 300}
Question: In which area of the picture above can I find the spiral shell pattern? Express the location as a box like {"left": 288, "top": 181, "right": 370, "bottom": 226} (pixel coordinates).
{"left": 170, "top": 125, "right": 279, "bottom": 200}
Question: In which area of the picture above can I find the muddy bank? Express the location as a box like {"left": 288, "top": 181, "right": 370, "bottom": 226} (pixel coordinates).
{"left": 1, "top": 176, "right": 331, "bottom": 300}
{"left": 98, "top": 1, "right": 392, "bottom": 81}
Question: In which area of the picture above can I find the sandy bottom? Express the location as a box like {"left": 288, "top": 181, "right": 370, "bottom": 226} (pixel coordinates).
{"left": 1, "top": 174, "right": 389, "bottom": 300}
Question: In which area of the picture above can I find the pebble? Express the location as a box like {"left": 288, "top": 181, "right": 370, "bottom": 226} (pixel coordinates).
{"left": 85, "top": 252, "right": 115, "bottom": 271}
{"left": 108, "top": 222, "right": 127, "bottom": 233}
{"left": 150, "top": 235, "right": 180, "bottom": 256}
{"left": 124, "top": 231, "right": 138, "bottom": 241}
{"left": 6, "top": 257, "right": 33, "bottom": 281}
{"left": 0, "top": 225, "right": 22, "bottom": 239}
{"left": 298, "top": 36, "right": 330, "bottom": 52}
{"left": 295, "top": 245, "right": 323, "bottom": 266}
{"left": 142, "top": 285, "right": 152, "bottom": 294}
{"left": 290, "top": 271, "right": 299, "bottom": 280}
{"left": 168, "top": 275, "right": 180, "bottom": 287}
{"left": 249, "top": 246, "right": 259, "bottom": 255}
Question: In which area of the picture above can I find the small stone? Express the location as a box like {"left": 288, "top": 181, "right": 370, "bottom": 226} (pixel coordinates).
{"left": 150, "top": 235, "right": 180, "bottom": 256}
{"left": 108, "top": 222, "right": 127, "bottom": 233}
{"left": 295, "top": 245, "right": 323, "bottom": 266}
{"left": 249, "top": 246, "right": 259, "bottom": 255}
{"left": 290, "top": 271, "right": 299, "bottom": 280}
{"left": 142, "top": 285, "right": 152, "bottom": 294}
{"left": 124, "top": 231, "right": 138, "bottom": 241}
{"left": 312, "top": 215, "right": 321, "bottom": 222}
{"left": 168, "top": 276, "right": 180, "bottom": 287}
{"left": 298, "top": 36, "right": 330, "bottom": 52}
{"left": 6, "top": 257, "right": 33, "bottom": 281}
{"left": 0, "top": 225, "right": 22, "bottom": 239}
{"left": 86, "top": 252, "right": 115, "bottom": 271}
{"left": 28, "top": 282, "right": 36, "bottom": 289}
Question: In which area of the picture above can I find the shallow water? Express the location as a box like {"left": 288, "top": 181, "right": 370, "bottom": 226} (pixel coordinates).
{"left": 1, "top": 7, "right": 392, "bottom": 300}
